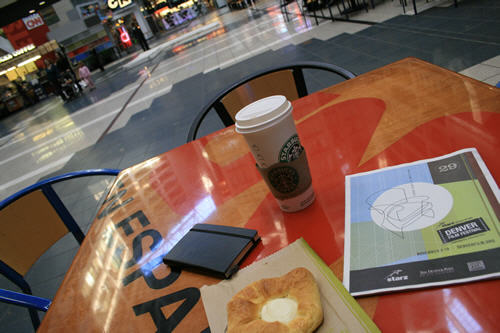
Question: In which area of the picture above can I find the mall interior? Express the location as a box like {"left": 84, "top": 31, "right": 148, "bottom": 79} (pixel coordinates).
{"left": 0, "top": 0, "right": 499, "bottom": 331}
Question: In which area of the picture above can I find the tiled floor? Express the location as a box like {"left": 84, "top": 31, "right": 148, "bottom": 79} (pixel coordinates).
{"left": 460, "top": 55, "right": 500, "bottom": 85}
{"left": 0, "top": 0, "right": 499, "bottom": 331}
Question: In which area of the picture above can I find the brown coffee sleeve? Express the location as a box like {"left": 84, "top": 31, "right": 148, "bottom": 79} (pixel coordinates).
{"left": 256, "top": 148, "right": 312, "bottom": 200}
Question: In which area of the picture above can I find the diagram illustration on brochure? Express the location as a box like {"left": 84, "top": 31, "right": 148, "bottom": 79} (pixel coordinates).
{"left": 367, "top": 182, "right": 454, "bottom": 238}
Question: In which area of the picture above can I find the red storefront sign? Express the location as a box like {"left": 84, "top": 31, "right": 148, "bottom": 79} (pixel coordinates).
{"left": 22, "top": 13, "right": 45, "bottom": 30}
{"left": 3, "top": 15, "right": 49, "bottom": 49}
{"left": 118, "top": 26, "right": 132, "bottom": 48}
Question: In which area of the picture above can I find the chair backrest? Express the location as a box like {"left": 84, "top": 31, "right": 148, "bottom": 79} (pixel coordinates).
{"left": 0, "top": 168, "right": 120, "bottom": 280}
{"left": 187, "top": 61, "right": 356, "bottom": 142}
{"left": 219, "top": 70, "right": 299, "bottom": 119}
{"left": 0, "top": 168, "right": 120, "bottom": 331}
{"left": 0, "top": 190, "right": 71, "bottom": 276}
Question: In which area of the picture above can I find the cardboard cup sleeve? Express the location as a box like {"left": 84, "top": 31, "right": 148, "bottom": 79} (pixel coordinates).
{"left": 256, "top": 148, "right": 312, "bottom": 200}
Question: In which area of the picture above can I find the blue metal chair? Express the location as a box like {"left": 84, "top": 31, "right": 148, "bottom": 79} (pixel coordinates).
{"left": 0, "top": 288, "right": 51, "bottom": 311}
{"left": 186, "top": 61, "right": 356, "bottom": 142}
{"left": 0, "top": 169, "right": 120, "bottom": 330}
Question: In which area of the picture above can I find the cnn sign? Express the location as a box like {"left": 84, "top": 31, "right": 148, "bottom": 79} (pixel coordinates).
{"left": 23, "top": 13, "right": 45, "bottom": 30}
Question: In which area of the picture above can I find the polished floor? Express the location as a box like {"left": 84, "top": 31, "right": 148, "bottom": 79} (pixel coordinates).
{"left": 1, "top": 0, "right": 500, "bottom": 331}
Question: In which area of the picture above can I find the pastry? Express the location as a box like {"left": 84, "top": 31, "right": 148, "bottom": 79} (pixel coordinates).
{"left": 227, "top": 267, "right": 323, "bottom": 333}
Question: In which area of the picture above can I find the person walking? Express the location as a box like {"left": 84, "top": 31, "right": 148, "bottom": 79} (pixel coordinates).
{"left": 13, "top": 78, "right": 34, "bottom": 107}
{"left": 44, "top": 58, "right": 62, "bottom": 97}
{"left": 132, "top": 25, "right": 150, "bottom": 51}
{"left": 55, "top": 52, "right": 69, "bottom": 74}
{"left": 78, "top": 62, "right": 95, "bottom": 90}
{"left": 56, "top": 52, "right": 83, "bottom": 93}
{"left": 91, "top": 48, "right": 105, "bottom": 72}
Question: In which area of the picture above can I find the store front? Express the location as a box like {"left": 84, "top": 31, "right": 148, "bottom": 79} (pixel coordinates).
{"left": 107, "top": 12, "right": 142, "bottom": 53}
{"left": 0, "top": 40, "right": 59, "bottom": 116}
{"left": 57, "top": 2, "right": 119, "bottom": 70}
{"left": 154, "top": 0, "right": 201, "bottom": 30}
{"left": 98, "top": 0, "right": 154, "bottom": 55}
{"left": 0, "top": 8, "right": 68, "bottom": 115}
{"left": 55, "top": 1, "right": 154, "bottom": 71}
{"left": 62, "top": 29, "right": 116, "bottom": 70}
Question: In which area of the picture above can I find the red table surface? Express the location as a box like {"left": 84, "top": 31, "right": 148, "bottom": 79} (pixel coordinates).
{"left": 39, "top": 58, "right": 500, "bottom": 332}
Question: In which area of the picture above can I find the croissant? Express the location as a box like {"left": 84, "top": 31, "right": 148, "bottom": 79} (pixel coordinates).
{"left": 227, "top": 267, "right": 323, "bottom": 333}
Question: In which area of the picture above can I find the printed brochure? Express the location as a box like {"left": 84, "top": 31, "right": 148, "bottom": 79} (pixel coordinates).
{"left": 344, "top": 148, "right": 500, "bottom": 296}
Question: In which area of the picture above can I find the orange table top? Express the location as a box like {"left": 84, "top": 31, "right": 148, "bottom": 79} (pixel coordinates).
{"left": 39, "top": 58, "right": 500, "bottom": 332}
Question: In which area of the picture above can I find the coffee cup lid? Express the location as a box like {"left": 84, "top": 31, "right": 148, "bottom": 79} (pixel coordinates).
{"left": 235, "top": 95, "right": 291, "bottom": 132}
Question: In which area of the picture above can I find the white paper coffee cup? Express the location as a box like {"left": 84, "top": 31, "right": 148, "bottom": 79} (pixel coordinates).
{"left": 235, "top": 95, "right": 315, "bottom": 212}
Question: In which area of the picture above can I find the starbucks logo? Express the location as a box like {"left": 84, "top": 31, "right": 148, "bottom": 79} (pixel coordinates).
{"left": 279, "top": 135, "right": 303, "bottom": 162}
{"left": 268, "top": 166, "right": 299, "bottom": 193}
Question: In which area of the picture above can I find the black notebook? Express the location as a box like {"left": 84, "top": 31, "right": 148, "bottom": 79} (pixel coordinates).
{"left": 163, "top": 224, "right": 260, "bottom": 279}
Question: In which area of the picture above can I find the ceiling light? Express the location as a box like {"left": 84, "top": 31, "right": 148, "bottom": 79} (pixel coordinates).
{"left": 16, "top": 55, "right": 41, "bottom": 67}
{"left": 40, "top": 1, "right": 46, "bottom": 5}
{"left": 0, "top": 66, "right": 17, "bottom": 75}
{"left": 29, "top": 9, "right": 35, "bottom": 14}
